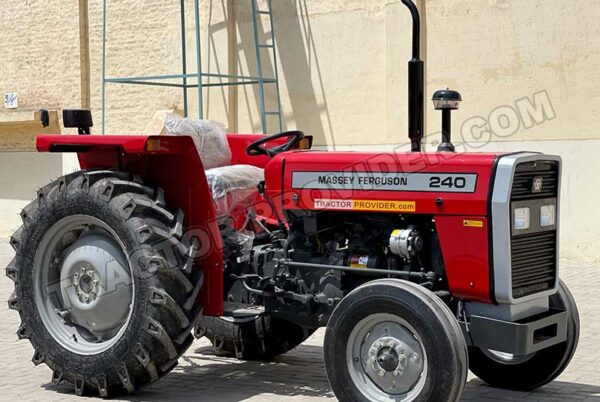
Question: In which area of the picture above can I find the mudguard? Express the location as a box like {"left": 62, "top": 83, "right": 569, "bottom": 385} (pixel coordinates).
{"left": 37, "top": 134, "right": 226, "bottom": 315}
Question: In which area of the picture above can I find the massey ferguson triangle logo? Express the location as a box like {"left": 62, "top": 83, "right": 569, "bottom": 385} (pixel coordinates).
{"left": 532, "top": 177, "right": 544, "bottom": 193}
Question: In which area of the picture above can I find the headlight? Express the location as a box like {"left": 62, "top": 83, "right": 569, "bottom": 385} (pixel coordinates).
{"left": 514, "top": 207, "right": 530, "bottom": 230}
{"left": 540, "top": 204, "right": 556, "bottom": 227}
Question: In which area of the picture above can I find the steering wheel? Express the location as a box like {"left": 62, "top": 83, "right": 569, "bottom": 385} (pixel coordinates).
{"left": 246, "top": 130, "right": 305, "bottom": 158}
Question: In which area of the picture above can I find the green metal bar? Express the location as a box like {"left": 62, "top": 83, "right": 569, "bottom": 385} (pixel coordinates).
{"left": 105, "top": 78, "right": 275, "bottom": 88}
{"left": 267, "top": 0, "right": 283, "bottom": 132}
{"left": 199, "top": 80, "right": 263, "bottom": 87}
{"left": 101, "top": 0, "right": 107, "bottom": 134}
{"left": 106, "top": 80, "right": 188, "bottom": 88}
{"left": 251, "top": 0, "right": 268, "bottom": 133}
{"left": 180, "top": 0, "right": 189, "bottom": 117}
{"left": 194, "top": 0, "right": 203, "bottom": 119}
{"left": 105, "top": 72, "right": 272, "bottom": 82}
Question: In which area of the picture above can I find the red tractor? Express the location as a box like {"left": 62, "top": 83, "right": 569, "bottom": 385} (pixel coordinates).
{"left": 6, "top": 1, "right": 578, "bottom": 401}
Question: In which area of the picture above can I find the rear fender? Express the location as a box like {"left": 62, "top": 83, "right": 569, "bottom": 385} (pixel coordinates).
{"left": 37, "top": 134, "right": 224, "bottom": 316}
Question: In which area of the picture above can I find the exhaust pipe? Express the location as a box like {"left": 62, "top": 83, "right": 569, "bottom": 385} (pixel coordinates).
{"left": 402, "top": 0, "right": 424, "bottom": 152}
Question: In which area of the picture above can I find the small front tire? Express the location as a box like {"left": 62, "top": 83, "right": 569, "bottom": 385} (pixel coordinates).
{"left": 324, "top": 279, "right": 468, "bottom": 402}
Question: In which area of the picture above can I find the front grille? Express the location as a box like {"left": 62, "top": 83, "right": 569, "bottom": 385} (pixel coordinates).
{"left": 510, "top": 160, "right": 559, "bottom": 299}
{"left": 511, "top": 161, "right": 559, "bottom": 200}
{"left": 511, "top": 231, "right": 557, "bottom": 298}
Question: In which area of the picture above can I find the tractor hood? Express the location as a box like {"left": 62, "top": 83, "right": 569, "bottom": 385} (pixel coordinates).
{"left": 265, "top": 150, "right": 506, "bottom": 216}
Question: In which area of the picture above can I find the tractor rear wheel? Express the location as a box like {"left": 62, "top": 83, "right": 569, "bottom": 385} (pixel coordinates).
{"left": 468, "top": 280, "right": 579, "bottom": 391}
{"left": 197, "top": 312, "right": 315, "bottom": 360}
{"left": 6, "top": 170, "right": 201, "bottom": 396}
{"left": 324, "top": 279, "right": 468, "bottom": 402}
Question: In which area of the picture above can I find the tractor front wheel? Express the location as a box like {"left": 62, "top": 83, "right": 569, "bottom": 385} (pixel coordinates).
{"left": 323, "top": 279, "right": 468, "bottom": 402}
{"left": 6, "top": 171, "right": 201, "bottom": 396}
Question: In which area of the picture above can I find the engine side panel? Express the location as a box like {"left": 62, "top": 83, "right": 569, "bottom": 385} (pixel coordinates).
{"left": 435, "top": 215, "right": 491, "bottom": 302}
{"left": 265, "top": 150, "right": 502, "bottom": 302}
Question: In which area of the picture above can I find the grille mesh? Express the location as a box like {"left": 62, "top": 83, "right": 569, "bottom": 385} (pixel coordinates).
{"left": 511, "top": 231, "right": 557, "bottom": 298}
{"left": 511, "top": 161, "right": 559, "bottom": 200}
{"left": 510, "top": 160, "right": 559, "bottom": 299}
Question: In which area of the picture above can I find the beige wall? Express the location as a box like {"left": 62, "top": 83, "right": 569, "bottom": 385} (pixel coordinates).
{"left": 2, "top": 1, "right": 599, "bottom": 143}
{"left": 1, "top": 1, "right": 599, "bottom": 261}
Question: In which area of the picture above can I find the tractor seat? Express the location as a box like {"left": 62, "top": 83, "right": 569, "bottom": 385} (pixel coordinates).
{"left": 205, "top": 165, "right": 264, "bottom": 220}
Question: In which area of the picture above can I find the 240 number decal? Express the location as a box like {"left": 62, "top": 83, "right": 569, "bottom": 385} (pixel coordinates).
{"left": 429, "top": 176, "right": 468, "bottom": 189}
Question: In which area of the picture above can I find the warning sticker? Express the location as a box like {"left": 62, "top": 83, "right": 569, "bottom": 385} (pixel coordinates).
{"left": 463, "top": 219, "right": 484, "bottom": 228}
{"left": 314, "top": 199, "right": 416, "bottom": 212}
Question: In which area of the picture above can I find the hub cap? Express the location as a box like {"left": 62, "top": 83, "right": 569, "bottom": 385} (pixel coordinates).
{"left": 33, "top": 215, "right": 134, "bottom": 355}
{"left": 347, "top": 313, "right": 427, "bottom": 401}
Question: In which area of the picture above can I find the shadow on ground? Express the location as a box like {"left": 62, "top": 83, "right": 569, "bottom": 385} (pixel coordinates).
{"left": 40, "top": 343, "right": 600, "bottom": 401}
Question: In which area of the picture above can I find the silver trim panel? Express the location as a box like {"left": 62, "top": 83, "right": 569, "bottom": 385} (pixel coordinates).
{"left": 491, "top": 153, "right": 562, "bottom": 304}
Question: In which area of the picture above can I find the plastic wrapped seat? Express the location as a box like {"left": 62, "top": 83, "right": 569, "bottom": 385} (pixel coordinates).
{"left": 205, "top": 165, "right": 264, "bottom": 219}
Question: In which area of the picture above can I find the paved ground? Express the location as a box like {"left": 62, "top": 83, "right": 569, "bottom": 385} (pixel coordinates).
{"left": 1, "top": 239, "right": 599, "bottom": 401}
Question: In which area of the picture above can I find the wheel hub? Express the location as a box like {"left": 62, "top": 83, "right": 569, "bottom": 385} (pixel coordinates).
{"left": 377, "top": 346, "right": 401, "bottom": 372}
{"left": 72, "top": 266, "right": 100, "bottom": 303}
{"left": 358, "top": 321, "right": 425, "bottom": 395}
{"left": 59, "top": 232, "right": 132, "bottom": 338}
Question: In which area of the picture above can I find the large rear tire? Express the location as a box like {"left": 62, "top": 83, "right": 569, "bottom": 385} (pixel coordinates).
{"left": 468, "top": 280, "right": 580, "bottom": 391}
{"left": 197, "top": 313, "right": 315, "bottom": 360}
{"left": 324, "top": 279, "right": 468, "bottom": 402}
{"left": 6, "top": 170, "right": 201, "bottom": 396}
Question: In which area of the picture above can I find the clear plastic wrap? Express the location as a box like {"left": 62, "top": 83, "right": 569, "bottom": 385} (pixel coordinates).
{"left": 205, "top": 165, "right": 265, "bottom": 218}
{"left": 161, "top": 113, "right": 232, "bottom": 169}
{"left": 235, "top": 230, "right": 255, "bottom": 262}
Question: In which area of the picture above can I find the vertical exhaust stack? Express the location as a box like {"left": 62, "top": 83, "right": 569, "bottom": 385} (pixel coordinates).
{"left": 401, "top": 0, "right": 424, "bottom": 152}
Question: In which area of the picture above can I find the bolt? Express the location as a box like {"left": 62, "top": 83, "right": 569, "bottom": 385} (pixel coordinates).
{"left": 378, "top": 370, "right": 385, "bottom": 377}
{"left": 412, "top": 353, "right": 420, "bottom": 361}
{"left": 354, "top": 357, "right": 359, "bottom": 363}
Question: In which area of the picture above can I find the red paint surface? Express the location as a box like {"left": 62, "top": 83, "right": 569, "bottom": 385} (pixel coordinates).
{"left": 436, "top": 216, "right": 491, "bottom": 302}
{"left": 271, "top": 151, "right": 498, "bottom": 216}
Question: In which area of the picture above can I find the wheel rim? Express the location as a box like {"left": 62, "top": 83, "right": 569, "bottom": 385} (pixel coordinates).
{"left": 33, "top": 215, "right": 134, "bottom": 355}
{"left": 346, "top": 313, "right": 428, "bottom": 401}
{"left": 482, "top": 349, "right": 535, "bottom": 365}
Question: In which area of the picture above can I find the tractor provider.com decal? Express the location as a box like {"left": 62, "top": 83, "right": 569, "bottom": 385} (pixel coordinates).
{"left": 292, "top": 171, "right": 477, "bottom": 193}
{"left": 314, "top": 199, "right": 416, "bottom": 212}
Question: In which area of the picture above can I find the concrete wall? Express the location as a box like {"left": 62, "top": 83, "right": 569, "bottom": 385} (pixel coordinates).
{"left": 1, "top": 1, "right": 599, "bottom": 261}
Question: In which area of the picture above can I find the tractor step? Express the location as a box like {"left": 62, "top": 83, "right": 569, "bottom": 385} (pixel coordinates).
{"left": 223, "top": 302, "right": 265, "bottom": 318}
